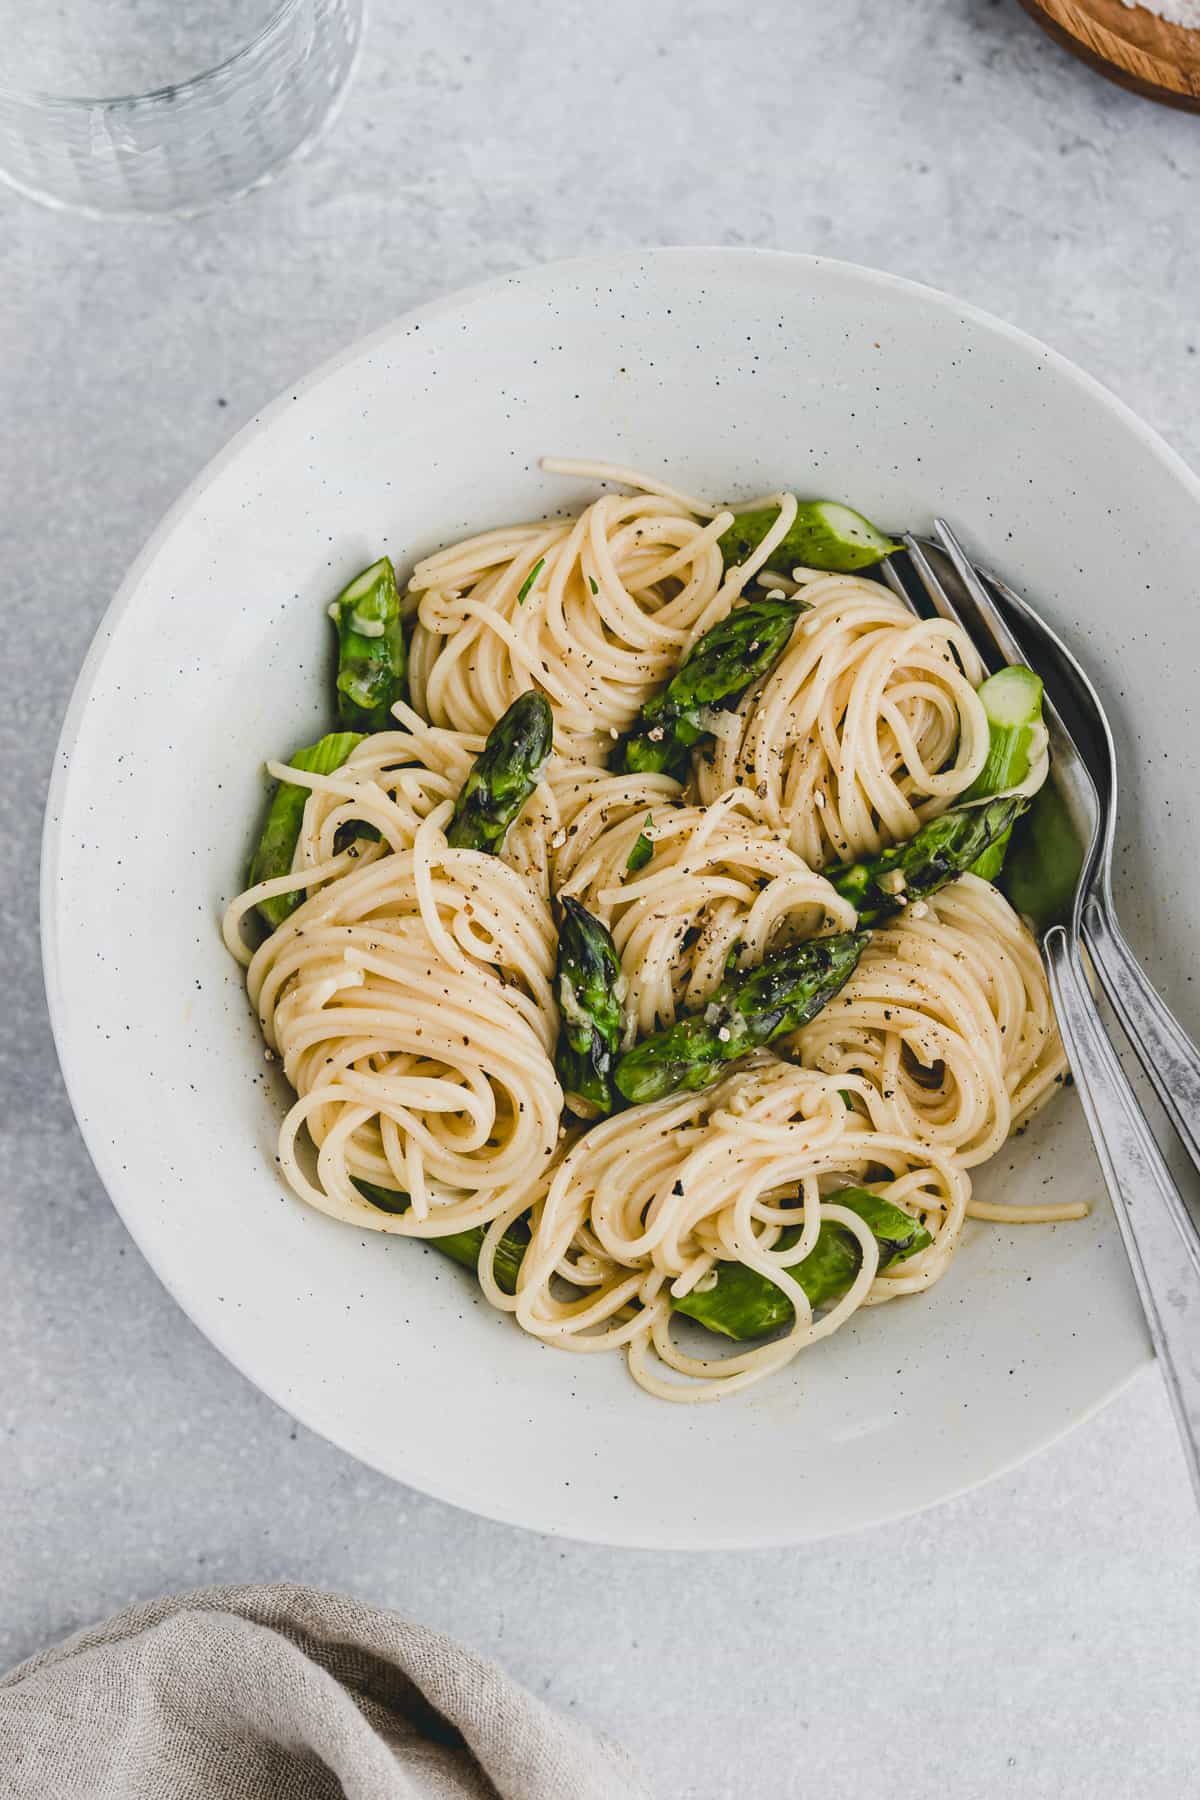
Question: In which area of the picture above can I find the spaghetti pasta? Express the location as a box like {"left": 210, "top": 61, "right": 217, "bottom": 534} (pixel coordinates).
{"left": 224, "top": 463, "right": 1081, "bottom": 1402}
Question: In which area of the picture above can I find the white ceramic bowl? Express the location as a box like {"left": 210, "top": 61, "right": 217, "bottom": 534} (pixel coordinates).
{"left": 45, "top": 250, "right": 1199, "bottom": 1548}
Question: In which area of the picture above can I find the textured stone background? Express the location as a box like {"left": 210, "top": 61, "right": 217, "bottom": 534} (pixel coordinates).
{"left": 2, "top": 3, "right": 1198, "bottom": 1795}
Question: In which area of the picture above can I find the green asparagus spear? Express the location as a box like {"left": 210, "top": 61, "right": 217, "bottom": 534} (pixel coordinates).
{"left": 673, "top": 1187, "right": 933, "bottom": 1340}
{"left": 331, "top": 556, "right": 408, "bottom": 732}
{"left": 247, "top": 731, "right": 364, "bottom": 931}
{"left": 612, "top": 597, "right": 803, "bottom": 780}
{"left": 353, "top": 1179, "right": 529, "bottom": 1296}
{"left": 555, "top": 897, "right": 626, "bottom": 1117}
{"left": 966, "top": 666, "right": 1046, "bottom": 882}
{"left": 720, "top": 500, "right": 900, "bottom": 575}
{"left": 828, "top": 796, "right": 1030, "bottom": 928}
{"left": 446, "top": 690, "right": 554, "bottom": 852}
{"left": 612, "top": 930, "right": 866, "bottom": 1105}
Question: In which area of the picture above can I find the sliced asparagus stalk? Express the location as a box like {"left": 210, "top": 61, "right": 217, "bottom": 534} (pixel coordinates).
{"left": 828, "top": 796, "right": 1030, "bottom": 928}
{"left": 965, "top": 665, "right": 1046, "bottom": 882}
{"left": 720, "top": 500, "right": 900, "bottom": 575}
{"left": 332, "top": 556, "right": 408, "bottom": 732}
{"left": 673, "top": 1187, "right": 932, "bottom": 1340}
{"left": 446, "top": 690, "right": 554, "bottom": 852}
{"left": 247, "top": 731, "right": 364, "bottom": 931}
{"left": 555, "top": 897, "right": 626, "bottom": 1117}
{"left": 967, "top": 666, "right": 1045, "bottom": 798}
{"left": 612, "top": 596, "right": 803, "bottom": 779}
{"left": 612, "top": 930, "right": 866, "bottom": 1105}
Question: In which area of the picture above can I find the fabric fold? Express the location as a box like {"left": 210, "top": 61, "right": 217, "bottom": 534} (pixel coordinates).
{"left": 0, "top": 1583, "right": 651, "bottom": 1800}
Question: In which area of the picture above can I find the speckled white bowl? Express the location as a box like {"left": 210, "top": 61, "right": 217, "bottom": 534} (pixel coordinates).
{"left": 44, "top": 250, "right": 1200, "bottom": 1547}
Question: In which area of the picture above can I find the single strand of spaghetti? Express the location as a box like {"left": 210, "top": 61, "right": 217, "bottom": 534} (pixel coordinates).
{"left": 540, "top": 456, "right": 719, "bottom": 515}
{"left": 409, "top": 807, "right": 475, "bottom": 975}
{"left": 410, "top": 520, "right": 564, "bottom": 590}
{"left": 628, "top": 1322, "right": 797, "bottom": 1402}
{"left": 967, "top": 1195, "right": 1088, "bottom": 1223}
{"left": 375, "top": 1110, "right": 413, "bottom": 1195}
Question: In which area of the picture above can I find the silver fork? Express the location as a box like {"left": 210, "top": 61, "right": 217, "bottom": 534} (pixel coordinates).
{"left": 945, "top": 542, "right": 1200, "bottom": 1201}
{"left": 884, "top": 530, "right": 1200, "bottom": 1501}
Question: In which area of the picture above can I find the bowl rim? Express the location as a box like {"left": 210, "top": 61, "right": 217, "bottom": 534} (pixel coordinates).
{"left": 41, "top": 246, "right": 1190, "bottom": 1546}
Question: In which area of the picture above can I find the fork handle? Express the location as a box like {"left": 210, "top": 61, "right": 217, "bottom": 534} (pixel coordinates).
{"left": 1082, "top": 890, "right": 1200, "bottom": 1206}
{"left": 1051, "top": 925, "right": 1200, "bottom": 1283}
{"left": 1044, "top": 927, "right": 1200, "bottom": 1503}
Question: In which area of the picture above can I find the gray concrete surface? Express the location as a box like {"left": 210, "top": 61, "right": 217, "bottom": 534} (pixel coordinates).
{"left": 3, "top": 3, "right": 1199, "bottom": 1795}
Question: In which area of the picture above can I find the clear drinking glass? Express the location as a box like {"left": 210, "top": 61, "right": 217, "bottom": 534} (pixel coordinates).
{"left": 0, "top": 0, "right": 365, "bottom": 218}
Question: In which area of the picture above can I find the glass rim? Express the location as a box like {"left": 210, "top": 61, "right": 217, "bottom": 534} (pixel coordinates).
{"left": 0, "top": 0, "right": 304, "bottom": 109}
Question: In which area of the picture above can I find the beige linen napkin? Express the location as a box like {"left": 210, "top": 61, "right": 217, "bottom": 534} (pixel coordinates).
{"left": 0, "top": 1582, "right": 652, "bottom": 1799}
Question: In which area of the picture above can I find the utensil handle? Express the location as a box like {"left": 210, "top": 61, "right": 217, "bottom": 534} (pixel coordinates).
{"left": 1044, "top": 926, "right": 1200, "bottom": 1504}
{"left": 1083, "top": 890, "right": 1200, "bottom": 1203}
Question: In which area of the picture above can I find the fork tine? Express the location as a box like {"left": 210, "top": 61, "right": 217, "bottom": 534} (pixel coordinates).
{"left": 901, "top": 532, "right": 975, "bottom": 636}
{"left": 880, "top": 553, "right": 920, "bottom": 614}
{"left": 931, "top": 518, "right": 1027, "bottom": 670}
{"left": 900, "top": 531, "right": 997, "bottom": 688}
{"left": 901, "top": 527, "right": 1066, "bottom": 744}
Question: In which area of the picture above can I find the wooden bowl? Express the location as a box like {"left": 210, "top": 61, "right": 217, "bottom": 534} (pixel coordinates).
{"left": 1018, "top": 0, "right": 1200, "bottom": 109}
